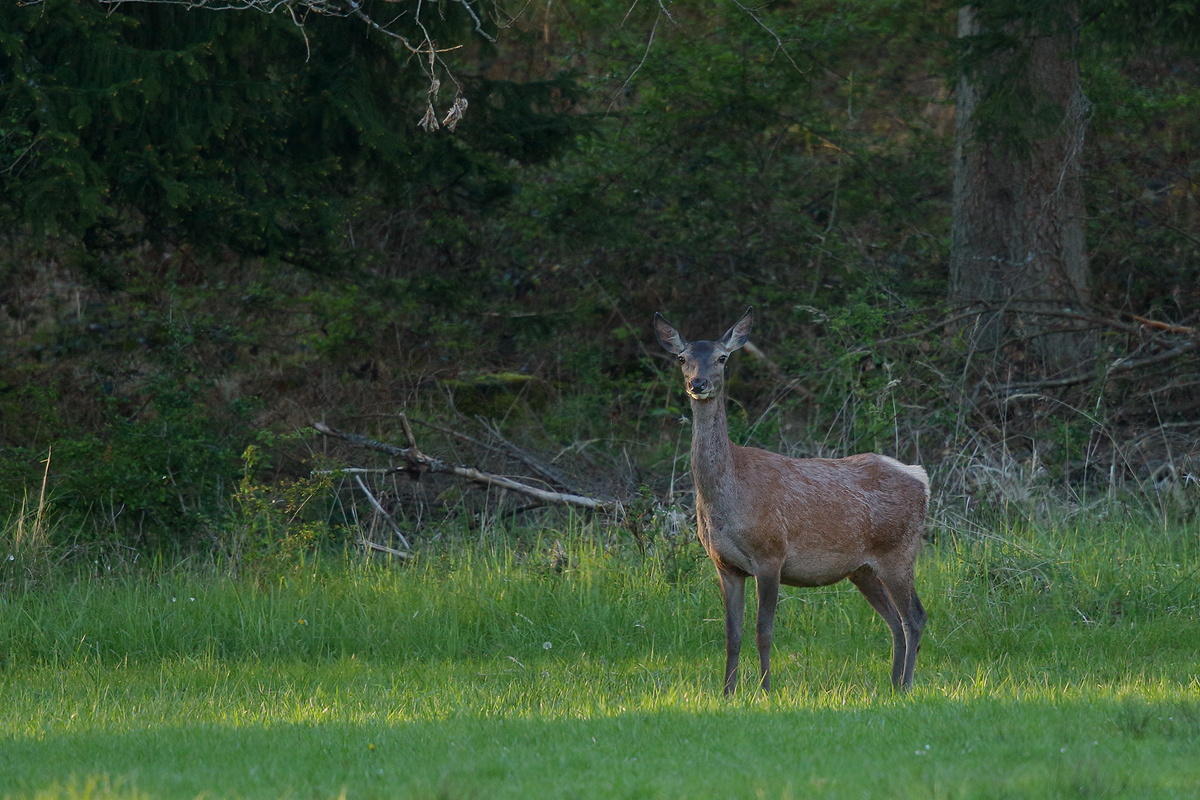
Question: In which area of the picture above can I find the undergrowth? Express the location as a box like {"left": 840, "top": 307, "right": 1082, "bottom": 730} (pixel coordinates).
{"left": 1, "top": 510, "right": 1196, "bottom": 677}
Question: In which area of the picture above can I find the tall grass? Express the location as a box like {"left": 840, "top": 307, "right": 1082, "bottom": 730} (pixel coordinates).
{"left": 2, "top": 510, "right": 1196, "bottom": 681}
{"left": 12, "top": 449, "right": 52, "bottom": 558}
{"left": 0, "top": 533, "right": 701, "bottom": 668}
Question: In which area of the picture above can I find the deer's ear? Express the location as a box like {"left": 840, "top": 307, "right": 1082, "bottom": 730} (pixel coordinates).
{"left": 720, "top": 307, "right": 753, "bottom": 351}
{"left": 653, "top": 313, "right": 687, "bottom": 355}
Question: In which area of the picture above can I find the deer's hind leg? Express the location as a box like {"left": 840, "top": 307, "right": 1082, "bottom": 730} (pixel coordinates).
{"left": 899, "top": 589, "right": 926, "bottom": 688}
{"left": 871, "top": 562, "right": 925, "bottom": 691}
{"left": 849, "top": 566, "right": 908, "bottom": 689}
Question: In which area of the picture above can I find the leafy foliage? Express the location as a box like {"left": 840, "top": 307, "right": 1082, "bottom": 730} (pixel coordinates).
{"left": 508, "top": 0, "right": 953, "bottom": 316}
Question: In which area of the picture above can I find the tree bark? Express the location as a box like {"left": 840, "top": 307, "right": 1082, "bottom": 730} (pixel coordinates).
{"left": 950, "top": 5, "right": 1092, "bottom": 374}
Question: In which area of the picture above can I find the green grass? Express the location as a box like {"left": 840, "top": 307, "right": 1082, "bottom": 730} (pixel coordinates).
{"left": 1, "top": 517, "right": 1198, "bottom": 799}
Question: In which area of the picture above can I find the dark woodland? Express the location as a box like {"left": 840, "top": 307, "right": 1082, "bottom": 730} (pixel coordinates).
{"left": 2, "top": 0, "right": 1199, "bottom": 567}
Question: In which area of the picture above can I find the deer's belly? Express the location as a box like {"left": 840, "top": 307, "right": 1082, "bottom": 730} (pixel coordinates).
{"left": 780, "top": 557, "right": 856, "bottom": 588}
{"left": 699, "top": 514, "right": 863, "bottom": 584}
{"left": 779, "top": 539, "right": 871, "bottom": 585}
{"left": 703, "top": 538, "right": 856, "bottom": 587}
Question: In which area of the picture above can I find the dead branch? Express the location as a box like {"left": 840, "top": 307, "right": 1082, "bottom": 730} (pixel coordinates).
{"left": 74, "top": 0, "right": 482, "bottom": 130}
{"left": 411, "top": 417, "right": 517, "bottom": 463}
{"left": 409, "top": 414, "right": 577, "bottom": 491}
{"left": 1002, "top": 339, "right": 1197, "bottom": 392}
{"left": 870, "top": 308, "right": 993, "bottom": 345}
{"left": 743, "top": 340, "right": 814, "bottom": 398}
{"left": 474, "top": 415, "right": 576, "bottom": 491}
{"left": 351, "top": 474, "right": 412, "bottom": 551}
{"left": 399, "top": 413, "right": 421, "bottom": 451}
{"left": 876, "top": 302, "right": 1154, "bottom": 346}
{"left": 358, "top": 537, "right": 410, "bottom": 559}
{"left": 311, "top": 466, "right": 413, "bottom": 556}
{"left": 1129, "top": 314, "right": 1195, "bottom": 336}
{"left": 861, "top": 301, "right": 1198, "bottom": 397}
{"left": 312, "top": 421, "right": 618, "bottom": 512}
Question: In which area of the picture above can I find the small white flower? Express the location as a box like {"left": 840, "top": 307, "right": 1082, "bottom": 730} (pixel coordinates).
{"left": 543, "top": 641, "right": 552, "bottom": 650}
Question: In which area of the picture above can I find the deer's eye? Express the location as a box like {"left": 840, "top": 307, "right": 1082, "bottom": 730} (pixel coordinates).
{"left": 678, "top": 355, "right": 685, "bottom": 363}
{"left": 718, "top": 355, "right": 727, "bottom": 364}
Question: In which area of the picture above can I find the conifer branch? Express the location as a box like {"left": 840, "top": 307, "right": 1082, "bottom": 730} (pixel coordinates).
{"left": 82, "top": 0, "right": 484, "bottom": 128}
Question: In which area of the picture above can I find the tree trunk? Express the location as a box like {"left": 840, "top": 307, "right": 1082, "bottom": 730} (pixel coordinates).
{"left": 950, "top": 5, "right": 1092, "bottom": 374}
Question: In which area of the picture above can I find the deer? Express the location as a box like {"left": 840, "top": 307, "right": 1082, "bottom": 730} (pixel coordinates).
{"left": 653, "top": 307, "right": 930, "bottom": 694}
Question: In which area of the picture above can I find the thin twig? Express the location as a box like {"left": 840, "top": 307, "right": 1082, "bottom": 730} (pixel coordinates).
{"left": 475, "top": 416, "right": 575, "bottom": 490}
{"left": 609, "top": 10, "right": 661, "bottom": 112}
{"left": 730, "top": 0, "right": 806, "bottom": 75}
{"left": 876, "top": 302, "right": 1154, "bottom": 346}
{"left": 411, "top": 415, "right": 577, "bottom": 491}
{"left": 1003, "top": 340, "right": 1197, "bottom": 392}
{"left": 352, "top": 473, "right": 412, "bottom": 550}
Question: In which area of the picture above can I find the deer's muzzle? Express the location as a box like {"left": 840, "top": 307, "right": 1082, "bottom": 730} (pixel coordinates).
{"left": 687, "top": 377, "right": 715, "bottom": 399}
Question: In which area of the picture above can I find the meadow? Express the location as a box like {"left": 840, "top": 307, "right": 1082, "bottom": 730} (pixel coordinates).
{"left": 1, "top": 513, "right": 1198, "bottom": 800}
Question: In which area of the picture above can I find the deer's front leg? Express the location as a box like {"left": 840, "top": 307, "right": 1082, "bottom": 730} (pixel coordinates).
{"left": 717, "top": 568, "right": 746, "bottom": 696}
{"left": 755, "top": 570, "right": 781, "bottom": 692}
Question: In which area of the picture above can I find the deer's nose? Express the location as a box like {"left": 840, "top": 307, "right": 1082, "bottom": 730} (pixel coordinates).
{"left": 688, "top": 377, "right": 710, "bottom": 394}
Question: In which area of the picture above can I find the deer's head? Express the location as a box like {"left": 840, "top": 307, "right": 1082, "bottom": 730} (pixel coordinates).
{"left": 653, "top": 308, "right": 753, "bottom": 401}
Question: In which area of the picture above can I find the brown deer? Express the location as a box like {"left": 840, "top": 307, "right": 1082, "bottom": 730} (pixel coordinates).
{"left": 653, "top": 307, "right": 929, "bottom": 693}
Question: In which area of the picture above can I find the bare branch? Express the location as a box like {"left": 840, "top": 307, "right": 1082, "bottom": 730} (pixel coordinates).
{"left": 1129, "top": 314, "right": 1195, "bottom": 336}
{"left": 398, "top": 412, "right": 421, "bottom": 451}
{"left": 358, "top": 537, "right": 411, "bottom": 558}
{"left": 730, "top": 0, "right": 806, "bottom": 75}
{"left": 609, "top": 8, "right": 661, "bottom": 112}
{"left": 875, "top": 302, "right": 1191, "bottom": 347}
{"left": 79, "top": 0, "right": 480, "bottom": 129}
{"left": 474, "top": 416, "right": 576, "bottom": 491}
{"left": 313, "top": 422, "right": 618, "bottom": 511}
{"left": 1002, "top": 340, "right": 1197, "bottom": 392}
{"left": 352, "top": 473, "right": 412, "bottom": 550}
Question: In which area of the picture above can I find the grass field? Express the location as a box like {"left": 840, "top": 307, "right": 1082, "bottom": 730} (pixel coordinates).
{"left": 1, "top": 514, "right": 1198, "bottom": 799}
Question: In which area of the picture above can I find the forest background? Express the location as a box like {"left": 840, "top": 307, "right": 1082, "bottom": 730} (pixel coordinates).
{"left": 2, "top": 0, "right": 1199, "bottom": 567}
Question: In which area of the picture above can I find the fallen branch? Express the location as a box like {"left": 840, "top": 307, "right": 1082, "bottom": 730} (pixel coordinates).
{"left": 475, "top": 415, "right": 577, "bottom": 491}
{"left": 1129, "top": 314, "right": 1195, "bottom": 336}
{"left": 873, "top": 306, "right": 1008, "bottom": 345}
{"left": 311, "top": 466, "right": 413, "bottom": 557}
{"left": 358, "top": 537, "right": 410, "bottom": 559}
{"left": 876, "top": 302, "right": 1192, "bottom": 346}
{"left": 743, "top": 341, "right": 815, "bottom": 398}
{"left": 312, "top": 421, "right": 618, "bottom": 512}
{"left": 352, "top": 474, "right": 412, "bottom": 551}
{"left": 1003, "top": 339, "right": 1197, "bottom": 392}
{"left": 411, "top": 415, "right": 577, "bottom": 492}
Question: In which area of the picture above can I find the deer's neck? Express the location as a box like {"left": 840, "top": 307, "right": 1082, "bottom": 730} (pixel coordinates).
{"left": 689, "top": 393, "right": 738, "bottom": 508}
